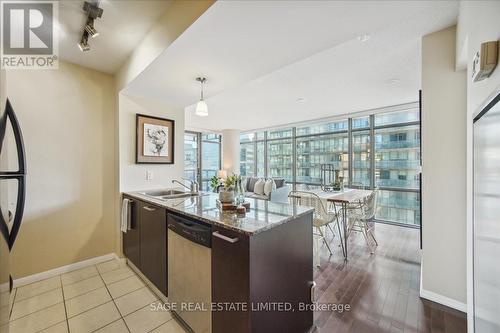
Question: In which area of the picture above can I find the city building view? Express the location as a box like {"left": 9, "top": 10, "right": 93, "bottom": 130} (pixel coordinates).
{"left": 240, "top": 105, "right": 421, "bottom": 226}
{"left": 184, "top": 132, "right": 221, "bottom": 191}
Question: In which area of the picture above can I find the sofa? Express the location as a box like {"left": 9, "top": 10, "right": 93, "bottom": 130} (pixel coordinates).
{"left": 243, "top": 177, "right": 291, "bottom": 203}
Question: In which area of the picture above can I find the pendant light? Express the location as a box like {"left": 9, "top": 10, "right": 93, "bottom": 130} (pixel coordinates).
{"left": 195, "top": 77, "right": 208, "bottom": 117}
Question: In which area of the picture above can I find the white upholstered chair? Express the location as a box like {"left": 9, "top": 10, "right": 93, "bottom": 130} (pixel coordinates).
{"left": 345, "top": 190, "right": 379, "bottom": 253}
{"left": 289, "top": 191, "right": 339, "bottom": 267}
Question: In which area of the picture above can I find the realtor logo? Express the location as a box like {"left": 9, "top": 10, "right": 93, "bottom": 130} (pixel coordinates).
{"left": 1, "top": 1, "right": 58, "bottom": 69}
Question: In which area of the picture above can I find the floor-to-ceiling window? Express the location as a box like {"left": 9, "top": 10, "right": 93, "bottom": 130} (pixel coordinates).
{"left": 184, "top": 131, "right": 221, "bottom": 191}
{"left": 239, "top": 104, "right": 421, "bottom": 227}
{"left": 267, "top": 128, "right": 293, "bottom": 182}
{"left": 256, "top": 141, "right": 265, "bottom": 177}
{"left": 239, "top": 132, "right": 266, "bottom": 178}
{"left": 374, "top": 109, "right": 420, "bottom": 225}
{"left": 295, "top": 120, "right": 349, "bottom": 190}
{"left": 201, "top": 134, "right": 222, "bottom": 191}
{"left": 184, "top": 132, "right": 199, "bottom": 182}
{"left": 351, "top": 116, "right": 371, "bottom": 188}
{"left": 240, "top": 135, "right": 255, "bottom": 177}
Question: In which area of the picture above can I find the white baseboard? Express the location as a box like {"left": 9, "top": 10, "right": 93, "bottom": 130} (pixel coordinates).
{"left": 420, "top": 288, "right": 467, "bottom": 313}
{"left": 13, "top": 253, "right": 120, "bottom": 288}
{"left": 419, "top": 257, "right": 467, "bottom": 313}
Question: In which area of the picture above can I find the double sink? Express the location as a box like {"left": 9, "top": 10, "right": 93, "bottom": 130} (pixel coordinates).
{"left": 139, "top": 189, "right": 198, "bottom": 200}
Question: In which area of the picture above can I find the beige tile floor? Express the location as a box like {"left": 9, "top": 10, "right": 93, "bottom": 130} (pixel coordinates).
{"left": 1, "top": 259, "right": 186, "bottom": 333}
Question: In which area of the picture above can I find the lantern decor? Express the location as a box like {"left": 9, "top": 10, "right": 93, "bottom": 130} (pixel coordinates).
{"left": 321, "top": 164, "right": 344, "bottom": 192}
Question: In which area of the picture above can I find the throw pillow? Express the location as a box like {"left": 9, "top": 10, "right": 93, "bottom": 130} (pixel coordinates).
{"left": 241, "top": 177, "right": 248, "bottom": 192}
{"left": 264, "top": 179, "right": 276, "bottom": 196}
{"left": 254, "top": 179, "right": 266, "bottom": 195}
{"left": 273, "top": 178, "right": 285, "bottom": 188}
{"left": 247, "top": 177, "right": 258, "bottom": 192}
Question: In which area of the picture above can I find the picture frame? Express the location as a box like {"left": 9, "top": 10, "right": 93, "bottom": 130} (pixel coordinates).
{"left": 136, "top": 114, "right": 175, "bottom": 164}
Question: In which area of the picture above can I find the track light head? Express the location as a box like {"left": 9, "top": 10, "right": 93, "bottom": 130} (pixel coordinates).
{"left": 78, "top": 32, "right": 90, "bottom": 52}
{"left": 85, "top": 19, "right": 99, "bottom": 38}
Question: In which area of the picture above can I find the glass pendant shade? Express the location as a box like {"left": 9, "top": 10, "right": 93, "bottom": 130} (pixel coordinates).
{"left": 195, "top": 99, "right": 208, "bottom": 116}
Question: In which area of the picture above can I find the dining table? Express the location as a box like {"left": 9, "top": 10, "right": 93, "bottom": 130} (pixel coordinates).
{"left": 291, "top": 188, "right": 373, "bottom": 261}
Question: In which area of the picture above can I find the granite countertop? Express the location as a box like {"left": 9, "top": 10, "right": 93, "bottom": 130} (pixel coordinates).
{"left": 123, "top": 191, "right": 313, "bottom": 236}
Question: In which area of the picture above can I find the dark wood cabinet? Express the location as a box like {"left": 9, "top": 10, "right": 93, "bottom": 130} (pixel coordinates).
{"left": 139, "top": 202, "right": 167, "bottom": 295}
{"left": 122, "top": 199, "right": 141, "bottom": 269}
{"left": 122, "top": 196, "right": 167, "bottom": 296}
{"left": 122, "top": 194, "right": 313, "bottom": 332}
{"left": 212, "top": 227, "right": 251, "bottom": 333}
{"left": 212, "top": 213, "right": 314, "bottom": 333}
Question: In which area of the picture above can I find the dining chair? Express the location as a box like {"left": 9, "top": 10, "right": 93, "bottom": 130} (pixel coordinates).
{"left": 333, "top": 182, "right": 366, "bottom": 214}
{"left": 289, "top": 190, "right": 338, "bottom": 267}
{"left": 345, "top": 190, "right": 379, "bottom": 253}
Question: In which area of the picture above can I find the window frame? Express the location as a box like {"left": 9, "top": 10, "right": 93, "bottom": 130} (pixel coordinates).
{"left": 184, "top": 130, "right": 222, "bottom": 191}
{"left": 240, "top": 103, "right": 421, "bottom": 228}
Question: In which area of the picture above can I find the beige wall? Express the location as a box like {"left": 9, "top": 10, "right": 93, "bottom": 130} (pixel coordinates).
{"left": 116, "top": 0, "right": 214, "bottom": 191}
{"left": 0, "top": 70, "right": 5, "bottom": 111}
{"left": 116, "top": 0, "right": 213, "bottom": 189}
{"left": 0, "top": 70, "right": 8, "bottom": 288}
{"left": 114, "top": 0, "right": 213, "bottom": 254}
{"left": 119, "top": 93, "right": 185, "bottom": 192}
{"left": 222, "top": 129, "right": 240, "bottom": 176}
{"left": 421, "top": 26, "right": 467, "bottom": 308}
{"left": 6, "top": 61, "right": 117, "bottom": 278}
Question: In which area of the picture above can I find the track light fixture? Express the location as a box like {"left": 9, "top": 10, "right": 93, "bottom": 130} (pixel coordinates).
{"left": 77, "top": 1, "right": 103, "bottom": 52}
{"left": 78, "top": 32, "right": 90, "bottom": 52}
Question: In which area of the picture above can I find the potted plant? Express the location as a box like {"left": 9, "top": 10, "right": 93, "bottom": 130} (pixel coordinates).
{"left": 219, "top": 175, "right": 237, "bottom": 203}
{"left": 209, "top": 175, "right": 221, "bottom": 193}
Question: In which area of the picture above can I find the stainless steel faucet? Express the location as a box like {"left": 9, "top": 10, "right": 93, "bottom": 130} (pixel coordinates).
{"left": 172, "top": 179, "right": 199, "bottom": 194}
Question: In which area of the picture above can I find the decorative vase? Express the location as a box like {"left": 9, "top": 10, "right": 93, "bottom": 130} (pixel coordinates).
{"left": 219, "top": 189, "right": 235, "bottom": 203}
{"left": 235, "top": 178, "right": 245, "bottom": 206}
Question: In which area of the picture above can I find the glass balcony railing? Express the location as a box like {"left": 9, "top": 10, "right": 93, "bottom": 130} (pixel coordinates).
{"left": 375, "top": 140, "right": 419, "bottom": 149}
{"left": 377, "top": 197, "right": 420, "bottom": 210}
{"left": 375, "top": 160, "right": 420, "bottom": 169}
{"left": 267, "top": 151, "right": 293, "bottom": 156}
{"left": 376, "top": 189, "right": 421, "bottom": 225}
{"left": 376, "top": 179, "right": 419, "bottom": 188}
{"left": 184, "top": 170, "right": 197, "bottom": 182}
{"left": 201, "top": 169, "right": 218, "bottom": 179}
{"left": 352, "top": 160, "right": 371, "bottom": 168}
{"left": 296, "top": 162, "right": 343, "bottom": 168}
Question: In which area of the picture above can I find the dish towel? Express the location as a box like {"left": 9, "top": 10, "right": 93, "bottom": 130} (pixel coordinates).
{"left": 121, "top": 198, "right": 132, "bottom": 233}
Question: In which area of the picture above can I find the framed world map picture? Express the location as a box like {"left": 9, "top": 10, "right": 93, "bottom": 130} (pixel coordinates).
{"left": 136, "top": 114, "right": 175, "bottom": 164}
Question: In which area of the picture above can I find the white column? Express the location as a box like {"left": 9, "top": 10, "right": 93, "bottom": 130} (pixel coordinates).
{"left": 221, "top": 129, "right": 240, "bottom": 176}
{"left": 421, "top": 26, "right": 467, "bottom": 309}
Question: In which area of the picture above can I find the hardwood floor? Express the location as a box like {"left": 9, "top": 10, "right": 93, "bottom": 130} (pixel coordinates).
{"left": 312, "top": 223, "right": 466, "bottom": 333}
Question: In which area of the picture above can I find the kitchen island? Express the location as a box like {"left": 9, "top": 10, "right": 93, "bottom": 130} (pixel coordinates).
{"left": 122, "top": 191, "right": 314, "bottom": 333}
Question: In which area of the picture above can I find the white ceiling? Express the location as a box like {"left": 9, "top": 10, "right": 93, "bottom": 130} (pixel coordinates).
{"left": 58, "top": 0, "right": 171, "bottom": 74}
{"left": 123, "top": 1, "right": 459, "bottom": 131}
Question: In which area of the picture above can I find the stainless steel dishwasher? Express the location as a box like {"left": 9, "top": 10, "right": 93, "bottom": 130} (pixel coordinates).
{"left": 167, "top": 213, "right": 212, "bottom": 333}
